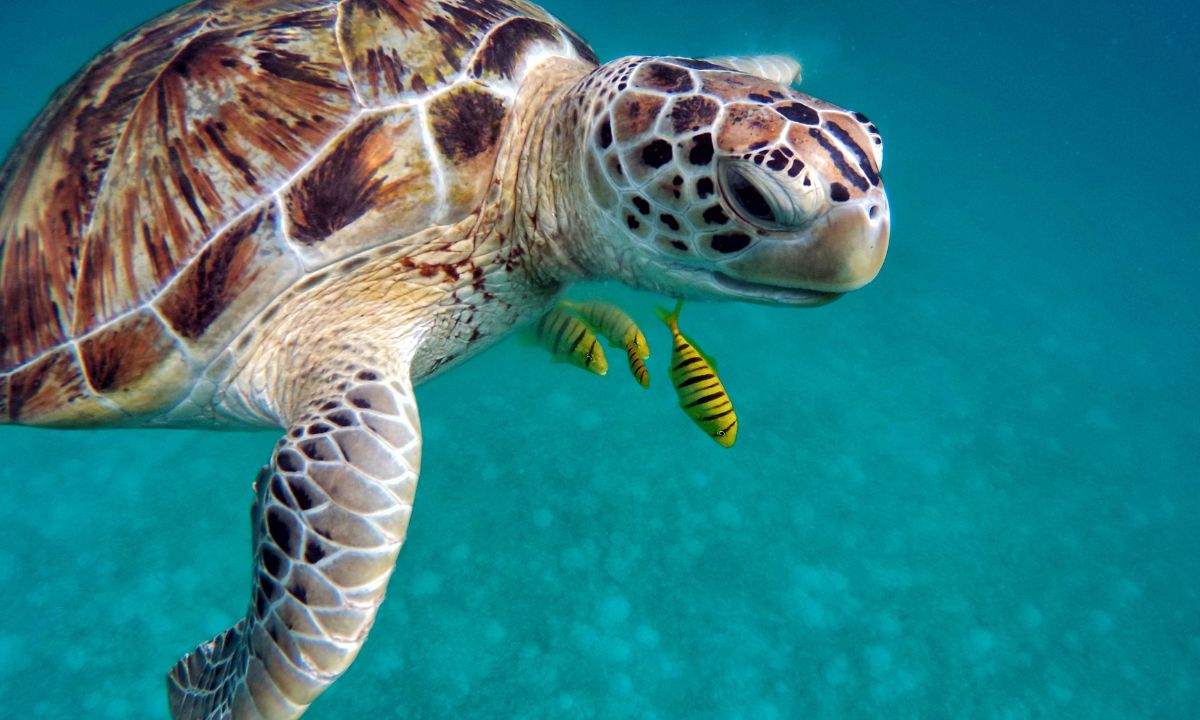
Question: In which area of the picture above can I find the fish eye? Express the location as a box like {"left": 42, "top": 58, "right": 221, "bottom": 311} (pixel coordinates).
{"left": 724, "top": 166, "right": 776, "bottom": 224}
{"left": 717, "top": 430, "right": 726, "bottom": 436}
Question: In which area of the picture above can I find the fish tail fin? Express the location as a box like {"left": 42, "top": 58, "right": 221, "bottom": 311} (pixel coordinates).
{"left": 654, "top": 300, "right": 683, "bottom": 330}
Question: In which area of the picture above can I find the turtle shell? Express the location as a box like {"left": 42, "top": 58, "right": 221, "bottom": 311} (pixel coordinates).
{"left": 0, "top": 0, "right": 598, "bottom": 425}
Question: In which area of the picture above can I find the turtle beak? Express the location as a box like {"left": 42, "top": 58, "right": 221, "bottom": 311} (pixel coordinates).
{"left": 721, "top": 195, "right": 889, "bottom": 293}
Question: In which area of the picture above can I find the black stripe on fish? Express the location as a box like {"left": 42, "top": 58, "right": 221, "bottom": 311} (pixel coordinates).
{"left": 568, "top": 326, "right": 587, "bottom": 353}
{"left": 673, "top": 356, "right": 703, "bottom": 371}
{"left": 685, "top": 391, "right": 725, "bottom": 409}
{"left": 553, "top": 314, "right": 571, "bottom": 351}
{"left": 676, "top": 373, "right": 714, "bottom": 389}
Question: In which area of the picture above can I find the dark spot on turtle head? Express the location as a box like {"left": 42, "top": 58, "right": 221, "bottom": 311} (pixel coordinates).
{"left": 642, "top": 139, "right": 673, "bottom": 168}
{"left": 712, "top": 233, "right": 752, "bottom": 253}
{"left": 703, "top": 205, "right": 730, "bottom": 225}
{"left": 635, "top": 61, "right": 694, "bottom": 92}
{"left": 608, "top": 155, "right": 624, "bottom": 177}
{"left": 787, "top": 159, "right": 805, "bottom": 177}
{"left": 766, "top": 149, "right": 789, "bottom": 172}
{"left": 632, "top": 196, "right": 650, "bottom": 215}
{"left": 673, "top": 175, "right": 683, "bottom": 185}
{"left": 777, "top": 102, "right": 820, "bottom": 125}
{"left": 769, "top": 90, "right": 785, "bottom": 99}
{"left": 350, "top": 396, "right": 371, "bottom": 409}
{"left": 597, "top": 118, "right": 613, "bottom": 148}
{"left": 669, "top": 96, "right": 719, "bottom": 134}
{"left": 627, "top": 215, "right": 641, "bottom": 230}
{"left": 748, "top": 93, "right": 773, "bottom": 103}
{"left": 670, "top": 240, "right": 689, "bottom": 251}
{"left": 689, "top": 133, "right": 714, "bottom": 166}
{"left": 854, "top": 111, "right": 870, "bottom": 123}
{"left": 697, "top": 176, "right": 715, "bottom": 198}
{"left": 830, "top": 182, "right": 851, "bottom": 202}
{"left": 660, "top": 213, "right": 680, "bottom": 231}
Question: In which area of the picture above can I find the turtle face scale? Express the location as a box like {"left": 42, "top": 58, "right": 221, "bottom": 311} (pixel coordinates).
{"left": 580, "top": 57, "right": 889, "bottom": 305}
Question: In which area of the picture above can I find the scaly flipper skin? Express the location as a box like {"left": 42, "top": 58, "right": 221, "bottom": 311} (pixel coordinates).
{"left": 167, "top": 367, "right": 421, "bottom": 719}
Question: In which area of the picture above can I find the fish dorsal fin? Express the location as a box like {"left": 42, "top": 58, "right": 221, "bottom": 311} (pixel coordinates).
{"left": 680, "top": 331, "right": 719, "bottom": 372}
{"left": 702, "top": 55, "right": 802, "bottom": 86}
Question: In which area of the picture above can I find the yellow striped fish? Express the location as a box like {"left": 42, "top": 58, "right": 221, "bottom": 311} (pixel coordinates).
{"left": 656, "top": 301, "right": 737, "bottom": 447}
{"left": 564, "top": 300, "right": 650, "bottom": 387}
{"left": 625, "top": 342, "right": 650, "bottom": 388}
{"left": 534, "top": 305, "right": 608, "bottom": 376}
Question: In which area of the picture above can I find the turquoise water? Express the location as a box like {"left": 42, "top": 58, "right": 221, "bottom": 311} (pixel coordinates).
{"left": 2, "top": 0, "right": 1198, "bottom": 717}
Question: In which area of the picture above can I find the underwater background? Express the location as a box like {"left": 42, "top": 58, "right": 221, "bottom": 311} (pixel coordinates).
{"left": 1, "top": 0, "right": 1197, "bottom": 717}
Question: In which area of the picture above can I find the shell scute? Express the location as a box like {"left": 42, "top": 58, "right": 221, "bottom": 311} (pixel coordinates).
{"left": 0, "top": 9, "right": 212, "bottom": 370}
{"left": 467, "top": 16, "right": 561, "bottom": 82}
{"left": 282, "top": 107, "right": 437, "bottom": 265}
{"left": 4, "top": 346, "right": 122, "bottom": 426}
{"left": 72, "top": 5, "right": 355, "bottom": 337}
{"left": 337, "top": 0, "right": 555, "bottom": 106}
{"left": 78, "top": 309, "right": 192, "bottom": 415}
{"left": 155, "top": 203, "right": 303, "bottom": 361}
{"left": 427, "top": 83, "right": 510, "bottom": 218}
{"left": 0, "top": 0, "right": 603, "bottom": 423}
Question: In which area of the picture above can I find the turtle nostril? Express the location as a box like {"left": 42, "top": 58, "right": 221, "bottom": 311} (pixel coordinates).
{"left": 868, "top": 204, "right": 880, "bottom": 220}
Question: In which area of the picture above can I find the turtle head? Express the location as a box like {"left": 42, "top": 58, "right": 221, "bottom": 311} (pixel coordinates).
{"left": 577, "top": 57, "right": 889, "bottom": 305}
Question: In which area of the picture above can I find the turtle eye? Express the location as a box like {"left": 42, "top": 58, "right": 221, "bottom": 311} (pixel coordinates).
{"left": 725, "top": 167, "right": 775, "bottom": 224}
{"left": 720, "top": 160, "right": 817, "bottom": 230}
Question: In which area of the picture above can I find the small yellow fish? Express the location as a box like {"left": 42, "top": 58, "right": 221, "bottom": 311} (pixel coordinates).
{"left": 656, "top": 301, "right": 737, "bottom": 447}
{"left": 625, "top": 342, "right": 650, "bottom": 388}
{"left": 564, "top": 300, "right": 650, "bottom": 387}
{"left": 534, "top": 305, "right": 608, "bottom": 376}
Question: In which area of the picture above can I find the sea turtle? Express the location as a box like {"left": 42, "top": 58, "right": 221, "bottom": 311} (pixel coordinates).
{"left": 0, "top": 0, "right": 889, "bottom": 717}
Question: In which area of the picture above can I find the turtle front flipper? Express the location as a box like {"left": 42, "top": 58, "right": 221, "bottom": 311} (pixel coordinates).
{"left": 167, "top": 368, "right": 421, "bottom": 719}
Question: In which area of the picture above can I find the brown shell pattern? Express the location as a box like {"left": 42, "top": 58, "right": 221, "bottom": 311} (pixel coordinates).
{"left": 0, "top": 0, "right": 598, "bottom": 424}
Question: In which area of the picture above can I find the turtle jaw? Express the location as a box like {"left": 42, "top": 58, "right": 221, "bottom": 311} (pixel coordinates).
{"left": 649, "top": 262, "right": 843, "bottom": 307}
{"left": 718, "top": 197, "right": 890, "bottom": 297}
